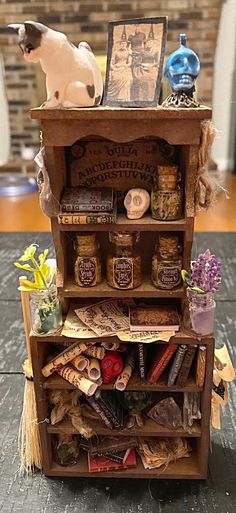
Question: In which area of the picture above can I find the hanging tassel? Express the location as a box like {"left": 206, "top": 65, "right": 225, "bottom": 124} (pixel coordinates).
{"left": 18, "top": 359, "right": 42, "bottom": 474}
{"left": 18, "top": 277, "right": 42, "bottom": 474}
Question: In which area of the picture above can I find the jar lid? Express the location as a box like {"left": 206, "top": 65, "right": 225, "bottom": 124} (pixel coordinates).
{"left": 109, "top": 231, "right": 140, "bottom": 246}
{"left": 75, "top": 232, "right": 96, "bottom": 245}
{"left": 157, "top": 165, "right": 178, "bottom": 176}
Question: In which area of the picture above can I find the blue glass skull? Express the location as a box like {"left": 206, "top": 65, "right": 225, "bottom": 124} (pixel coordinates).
{"left": 164, "top": 34, "right": 200, "bottom": 94}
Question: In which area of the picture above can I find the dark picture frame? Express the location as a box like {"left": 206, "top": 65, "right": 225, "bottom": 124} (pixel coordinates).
{"left": 103, "top": 17, "right": 167, "bottom": 108}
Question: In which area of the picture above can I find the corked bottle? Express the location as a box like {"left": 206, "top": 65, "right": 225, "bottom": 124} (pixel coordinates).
{"left": 74, "top": 232, "right": 102, "bottom": 287}
{"left": 106, "top": 231, "right": 142, "bottom": 289}
{"left": 151, "top": 165, "right": 183, "bottom": 220}
{"left": 151, "top": 232, "right": 182, "bottom": 290}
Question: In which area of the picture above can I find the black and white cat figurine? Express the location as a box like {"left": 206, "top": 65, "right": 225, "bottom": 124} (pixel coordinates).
{"left": 9, "top": 21, "right": 103, "bottom": 108}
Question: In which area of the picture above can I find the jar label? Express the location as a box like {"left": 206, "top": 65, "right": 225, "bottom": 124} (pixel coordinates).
{"left": 113, "top": 258, "right": 133, "bottom": 289}
{"left": 157, "top": 266, "right": 181, "bottom": 288}
{"left": 76, "top": 257, "right": 96, "bottom": 286}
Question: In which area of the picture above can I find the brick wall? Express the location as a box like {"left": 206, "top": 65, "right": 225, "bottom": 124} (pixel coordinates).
{"left": 0, "top": 0, "right": 224, "bottom": 161}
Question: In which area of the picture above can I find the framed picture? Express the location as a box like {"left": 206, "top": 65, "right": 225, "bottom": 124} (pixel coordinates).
{"left": 103, "top": 17, "right": 167, "bottom": 108}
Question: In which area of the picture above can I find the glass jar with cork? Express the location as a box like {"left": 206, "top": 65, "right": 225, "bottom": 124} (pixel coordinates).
{"left": 106, "top": 231, "right": 142, "bottom": 289}
{"left": 74, "top": 232, "right": 102, "bottom": 287}
{"left": 151, "top": 232, "right": 182, "bottom": 289}
{"left": 151, "top": 165, "right": 183, "bottom": 220}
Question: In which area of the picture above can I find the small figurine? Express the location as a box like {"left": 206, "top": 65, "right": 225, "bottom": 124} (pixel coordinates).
{"left": 8, "top": 21, "right": 103, "bottom": 108}
{"left": 100, "top": 351, "right": 124, "bottom": 384}
{"left": 124, "top": 188, "right": 150, "bottom": 219}
{"left": 162, "top": 33, "right": 200, "bottom": 108}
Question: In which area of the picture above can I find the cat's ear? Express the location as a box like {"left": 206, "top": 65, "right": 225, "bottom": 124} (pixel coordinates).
{"left": 8, "top": 24, "right": 23, "bottom": 34}
{"left": 24, "top": 21, "right": 48, "bottom": 35}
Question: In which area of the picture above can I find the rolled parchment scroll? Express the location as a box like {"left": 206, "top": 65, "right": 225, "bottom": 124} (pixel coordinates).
{"left": 115, "top": 349, "right": 136, "bottom": 391}
{"left": 72, "top": 354, "right": 89, "bottom": 372}
{"left": 84, "top": 345, "right": 105, "bottom": 360}
{"left": 58, "top": 364, "right": 97, "bottom": 396}
{"left": 42, "top": 341, "right": 88, "bottom": 377}
{"left": 87, "top": 357, "right": 101, "bottom": 381}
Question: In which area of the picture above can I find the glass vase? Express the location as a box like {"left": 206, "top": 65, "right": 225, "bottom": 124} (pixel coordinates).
{"left": 29, "top": 285, "right": 62, "bottom": 336}
{"left": 184, "top": 289, "right": 216, "bottom": 336}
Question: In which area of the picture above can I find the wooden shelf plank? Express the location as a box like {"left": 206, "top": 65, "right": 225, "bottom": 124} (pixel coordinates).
{"left": 45, "top": 452, "right": 203, "bottom": 479}
{"left": 47, "top": 418, "right": 201, "bottom": 437}
{"left": 30, "top": 330, "right": 214, "bottom": 345}
{"left": 58, "top": 215, "right": 187, "bottom": 232}
{"left": 31, "top": 106, "right": 212, "bottom": 121}
{"left": 60, "top": 277, "right": 185, "bottom": 298}
{"left": 43, "top": 372, "right": 203, "bottom": 393}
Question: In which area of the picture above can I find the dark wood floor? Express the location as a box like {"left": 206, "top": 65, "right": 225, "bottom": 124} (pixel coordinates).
{"left": 0, "top": 232, "right": 236, "bottom": 513}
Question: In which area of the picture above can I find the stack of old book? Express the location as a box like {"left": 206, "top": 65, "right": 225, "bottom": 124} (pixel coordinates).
{"left": 80, "top": 436, "right": 138, "bottom": 472}
{"left": 58, "top": 187, "right": 116, "bottom": 224}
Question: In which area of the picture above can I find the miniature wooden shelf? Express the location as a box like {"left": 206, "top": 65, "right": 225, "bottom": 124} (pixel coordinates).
{"left": 58, "top": 215, "right": 187, "bottom": 232}
{"left": 43, "top": 372, "right": 203, "bottom": 393}
{"left": 30, "top": 104, "right": 214, "bottom": 480}
{"left": 47, "top": 418, "right": 201, "bottom": 438}
{"left": 45, "top": 451, "right": 203, "bottom": 479}
{"left": 31, "top": 329, "right": 214, "bottom": 345}
{"left": 61, "top": 277, "right": 185, "bottom": 298}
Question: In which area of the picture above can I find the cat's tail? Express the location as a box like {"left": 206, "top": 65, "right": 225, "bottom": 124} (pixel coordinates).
{"left": 78, "top": 42, "right": 103, "bottom": 105}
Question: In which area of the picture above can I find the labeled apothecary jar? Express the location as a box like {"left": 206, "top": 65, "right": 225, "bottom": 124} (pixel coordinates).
{"left": 183, "top": 288, "right": 216, "bottom": 336}
{"left": 151, "top": 232, "right": 182, "bottom": 289}
{"left": 151, "top": 165, "right": 183, "bottom": 220}
{"left": 74, "top": 232, "right": 102, "bottom": 287}
{"left": 30, "top": 284, "right": 62, "bottom": 335}
{"left": 106, "top": 231, "right": 142, "bottom": 289}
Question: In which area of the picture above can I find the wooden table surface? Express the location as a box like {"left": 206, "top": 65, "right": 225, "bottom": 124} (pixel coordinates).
{"left": 0, "top": 232, "right": 235, "bottom": 512}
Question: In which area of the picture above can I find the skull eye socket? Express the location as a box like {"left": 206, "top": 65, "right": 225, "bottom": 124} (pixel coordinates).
{"left": 113, "top": 362, "right": 121, "bottom": 372}
{"left": 125, "top": 193, "right": 132, "bottom": 206}
{"left": 188, "top": 54, "right": 197, "bottom": 67}
{"left": 133, "top": 195, "right": 142, "bottom": 206}
{"left": 102, "top": 360, "right": 112, "bottom": 369}
{"left": 172, "top": 57, "right": 182, "bottom": 67}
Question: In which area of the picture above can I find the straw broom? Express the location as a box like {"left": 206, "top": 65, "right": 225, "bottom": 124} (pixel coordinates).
{"left": 18, "top": 276, "right": 42, "bottom": 474}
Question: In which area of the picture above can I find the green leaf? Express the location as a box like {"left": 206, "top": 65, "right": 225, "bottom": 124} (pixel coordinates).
{"left": 14, "top": 262, "right": 35, "bottom": 272}
{"left": 19, "top": 244, "right": 37, "bottom": 262}
{"left": 181, "top": 270, "right": 193, "bottom": 287}
{"left": 38, "top": 249, "right": 49, "bottom": 264}
{"left": 18, "top": 278, "right": 41, "bottom": 291}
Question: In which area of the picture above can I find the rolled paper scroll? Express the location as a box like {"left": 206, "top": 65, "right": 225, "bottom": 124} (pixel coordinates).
{"left": 101, "top": 340, "right": 126, "bottom": 352}
{"left": 42, "top": 341, "right": 88, "bottom": 377}
{"left": 115, "top": 349, "right": 136, "bottom": 391}
{"left": 196, "top": 345, "right": 206, "bottom": 387}
{"left": 72, "top": 354, "right": 89, "bottom": 372}
{"left": 84, "top": 345, "right": 105, "bottom": 360}
{"left": 87, "top": 357, "right": 101, "bottom": 381}
{"left": 79, "top": 370, "right": 103, "bottom": 387}
{"left": 58, "top": 364, "right": 97, "bottom": 396}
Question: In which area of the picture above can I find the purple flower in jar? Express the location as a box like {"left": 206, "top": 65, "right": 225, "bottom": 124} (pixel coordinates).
{"left": 191, "top": 249, "right": 221, "bottom": 293}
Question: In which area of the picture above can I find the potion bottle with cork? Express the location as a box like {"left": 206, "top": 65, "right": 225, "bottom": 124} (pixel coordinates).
{"left": 74, "top": 232, "right": 102, "bottom": 287}
{"left": 151, "top": 232, "right": 182, "bottom": 289}
{"left": 106, "top": 231, "right": 142, "bottom": 289}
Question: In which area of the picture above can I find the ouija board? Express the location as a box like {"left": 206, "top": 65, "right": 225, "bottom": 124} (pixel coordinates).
{"left": 65, "top": 138, "right": 179, "bottom": 190}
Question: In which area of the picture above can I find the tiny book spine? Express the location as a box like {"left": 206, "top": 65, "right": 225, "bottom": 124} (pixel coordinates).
{"left": 88, "top": 448, "right": 136, "bottom": 472}
{"left": 196, "top": 345, "right": 207, "bottom": 387}
{"left": 95, "top": 390, "right": 123, "bottom": 428}
{"left": 138, "top": 343, "right": 146, "bottom": 378}
{"left": 167, "top": 344, "right": 187, "bottom": 386}
{"left": 57, "top": 212, "right": 117, "bottom": 225}
{"left": 86, "top": 396, "right": 114, "bottom": 429}
{"left": 147, "top": 344, "right": 177, "bottom": 384}
{"left": 176, "top": 345, "right": 197, "bottom": 387}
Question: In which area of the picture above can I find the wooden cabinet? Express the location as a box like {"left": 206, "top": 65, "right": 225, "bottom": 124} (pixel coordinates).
{"left": 30, "top": 106, "right": 214, "bottom": 479}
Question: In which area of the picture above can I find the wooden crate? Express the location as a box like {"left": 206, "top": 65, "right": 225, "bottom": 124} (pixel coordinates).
{"left": 30, "top": 106, "right": 214, "bottom": 479}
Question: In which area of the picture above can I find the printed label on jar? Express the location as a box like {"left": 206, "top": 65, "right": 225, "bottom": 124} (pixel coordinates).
{"left": 157, "top": 266, "right": 181, "bottom": 288}
{"left": 113, "top": 258, "right": 133, "bottom": 289}
{"left": 76, "top": 257, "right": 96, "bottom": 286}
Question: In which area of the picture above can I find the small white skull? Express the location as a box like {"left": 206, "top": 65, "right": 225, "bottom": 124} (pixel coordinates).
{"left": 124, "top": 188, "right": 150, "bottom": 220}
